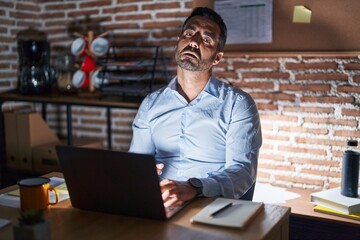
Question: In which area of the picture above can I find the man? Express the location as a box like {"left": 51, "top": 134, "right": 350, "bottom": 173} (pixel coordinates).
{"left": 129, "top": 7, "right": 262, "bottom": 207}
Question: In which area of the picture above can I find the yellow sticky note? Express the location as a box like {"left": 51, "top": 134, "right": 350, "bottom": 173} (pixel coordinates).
{"left": 7, "top": 189, "right": 20, "bottom": 197}
{"left": 55, "top": 182, "right": 68, "bottom": 194}
{"left": 293, "top": 5, "right": 312, "bottom": 23}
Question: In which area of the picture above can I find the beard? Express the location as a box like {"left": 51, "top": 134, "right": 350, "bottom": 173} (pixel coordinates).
{"left": 175, "top": 45, "right": 217, "bottom": 71}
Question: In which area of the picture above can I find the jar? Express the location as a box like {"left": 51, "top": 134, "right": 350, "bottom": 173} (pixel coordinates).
{"left": 53, "top": 51, "right": 77, "bottom": 93}
{"left": 17, "top": 28, "right": 52, "bottom": 94}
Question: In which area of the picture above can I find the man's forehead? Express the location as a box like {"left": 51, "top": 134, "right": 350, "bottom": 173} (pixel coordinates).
{"left": 184, "top": 16, "right": 220, "bottom": 36}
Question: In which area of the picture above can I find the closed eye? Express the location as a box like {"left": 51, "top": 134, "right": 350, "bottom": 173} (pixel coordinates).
{"left": 183, "top": 30, "right": 194, "bottom": 38}
{"left": 203, "top": 37, "right": 212, "bottom": 45}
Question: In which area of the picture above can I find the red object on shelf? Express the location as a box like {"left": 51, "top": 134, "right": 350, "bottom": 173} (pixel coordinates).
{"left": 81, "top": 56, "right": 96, "bottom": 73}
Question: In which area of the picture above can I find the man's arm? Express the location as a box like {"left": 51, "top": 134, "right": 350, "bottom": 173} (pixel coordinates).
{"left": 200, "top": 97, "right": 262, "bottom": 199}
{"left": 129, "top": 97, "right": 155, "bottom": 154}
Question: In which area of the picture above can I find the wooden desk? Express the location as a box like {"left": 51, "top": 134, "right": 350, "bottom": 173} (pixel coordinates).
{"left": 279, "top": 188, "right": 360, "bottom": 240}
{"left": 0, "top": 173, "right": 290, "bottom": 240}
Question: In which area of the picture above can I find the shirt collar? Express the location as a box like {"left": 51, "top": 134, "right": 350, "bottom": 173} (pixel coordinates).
{"left": 166, "top": 75, "right": 221, "bottom": 99}
{"left": 168, "top": 76, "right": 178, "bottom": 91}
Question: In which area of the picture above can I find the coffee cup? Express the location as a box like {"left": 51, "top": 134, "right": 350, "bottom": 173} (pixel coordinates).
{"left": 90, "top": 37, "right": 109, "bottom": 56}
{"left": 18, "top": 177, "right": 59, "bottom": 210}
{"left": 71, "top": 37, "right": 87, "bottom": 56}
{"left": 72, "top": 70, "right": 90, "bottom": 89}
{"left": 91, "top": 70, "right": 109, "bottom": 88}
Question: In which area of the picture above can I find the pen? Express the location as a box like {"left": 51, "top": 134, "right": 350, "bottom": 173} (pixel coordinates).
{"left": 209, "top": 202, "right": 233, "bottom": 217}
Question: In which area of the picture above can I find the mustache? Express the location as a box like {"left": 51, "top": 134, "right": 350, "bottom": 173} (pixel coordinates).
{"left": 180, "top": 45, "right": 201, "bottom": 59}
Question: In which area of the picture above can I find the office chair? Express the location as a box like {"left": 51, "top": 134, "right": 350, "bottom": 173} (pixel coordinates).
{"left": 239, "top": 182, "right": 256, "bottom": 201}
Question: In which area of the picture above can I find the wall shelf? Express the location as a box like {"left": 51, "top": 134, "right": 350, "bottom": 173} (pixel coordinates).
{"left": 96, "top": 45, "right": 171, "bottom": 97}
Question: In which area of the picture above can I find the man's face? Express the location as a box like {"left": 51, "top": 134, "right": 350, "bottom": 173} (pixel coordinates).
{"left": 175, "top": 16, "right": 223, "bottom": 72}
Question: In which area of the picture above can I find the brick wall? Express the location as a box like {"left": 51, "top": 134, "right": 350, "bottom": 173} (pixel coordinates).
{"left": 222, "top": 55, "right": 360, "bottom": 190}
{"left": 1, "top": 0, "right": 359, "bottom": 190}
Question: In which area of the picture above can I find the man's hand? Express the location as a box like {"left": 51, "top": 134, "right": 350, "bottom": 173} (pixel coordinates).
{"left": 160, "top": 179, "right": 197, "bottom": 207}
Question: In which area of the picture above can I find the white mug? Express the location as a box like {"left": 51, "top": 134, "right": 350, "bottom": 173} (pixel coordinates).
{"left": 72, "top": 70, "right": 89, "bottom": 89}
{"left": 71, "top": 37, "right": 87, "bottom": 56}
{"left": 91, "top": 70, "right": 109, "bottom": 88}
{"left": 90, "top": 37, "right": 109, "bottom": 56}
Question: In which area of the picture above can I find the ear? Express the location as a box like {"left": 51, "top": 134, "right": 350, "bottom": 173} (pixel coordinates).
{"left": 212, "top": 52, "right": 224, "bottom": 66}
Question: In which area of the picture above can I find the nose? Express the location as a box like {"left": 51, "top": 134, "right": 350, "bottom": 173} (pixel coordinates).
{"left": 189, "top": 33, "right": 201, "bottom": 48}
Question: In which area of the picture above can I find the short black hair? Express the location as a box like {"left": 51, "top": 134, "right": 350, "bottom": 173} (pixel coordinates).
{"left": 181, "top": 7, "right": 227, "bottom": 51}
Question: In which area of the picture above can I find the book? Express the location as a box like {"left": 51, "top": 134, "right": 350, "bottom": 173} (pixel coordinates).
{"left": 314, "top": 205, "right": 360, "bottom": 221}
{"left": 310, "top": 187, "right": 360, "bottom": 214}
{"left": 190, "top": 197, "right": 264, "bottom": 229}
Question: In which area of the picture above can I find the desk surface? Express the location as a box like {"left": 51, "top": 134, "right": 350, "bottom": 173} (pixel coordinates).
{"left": 280, "top": 188, "right": 360, "bottom": 226}
{"left": 0, "top": 173, "right": 290, "bottom": 240}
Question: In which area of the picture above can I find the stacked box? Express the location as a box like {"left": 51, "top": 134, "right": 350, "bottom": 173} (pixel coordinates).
{"left": 4, "top": 111, "right": 59, "bottom": 171}
{"left": 4, "top": 111, "right": 103, "bottom": 173}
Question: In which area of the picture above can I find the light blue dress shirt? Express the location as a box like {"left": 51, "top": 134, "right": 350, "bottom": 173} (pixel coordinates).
{"left": 129, "top": 75, "right": 262, "bottom": 199}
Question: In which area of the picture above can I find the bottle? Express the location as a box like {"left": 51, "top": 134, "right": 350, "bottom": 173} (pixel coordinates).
{"left": 341, "top": 140, "right": 360, "bottom": 197}
{"left": 17, "top": 28, "right": 52, "bottom": 94}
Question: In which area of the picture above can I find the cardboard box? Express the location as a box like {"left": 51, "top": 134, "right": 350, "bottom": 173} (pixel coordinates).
{"left": 32, "top": 138, "right": 103, "bottom": 173}
{"left": 4, "top": 111, "right": 59, "bottom": 171}
{"left": 4, "top": 112, "right": 18, "bottom": 169}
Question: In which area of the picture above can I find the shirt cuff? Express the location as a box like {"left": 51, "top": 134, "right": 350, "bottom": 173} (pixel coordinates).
{"left": 199, "top": 177, "right": 221, "bottom": 197}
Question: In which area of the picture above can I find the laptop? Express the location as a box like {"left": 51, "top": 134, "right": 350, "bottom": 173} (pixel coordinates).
{"left": 55, "top": 145, "right": 188, "bottom": 220}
